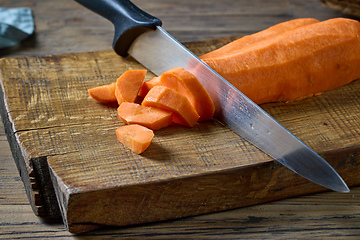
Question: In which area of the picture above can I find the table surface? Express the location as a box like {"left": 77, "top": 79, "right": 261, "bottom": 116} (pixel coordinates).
{"left": 1, "top": 0, "right": 360, "bottom": 239}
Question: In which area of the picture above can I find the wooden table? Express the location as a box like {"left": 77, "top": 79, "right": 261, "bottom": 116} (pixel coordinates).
{"left": 1, "top": 0, "right": 360, "bottom": 238}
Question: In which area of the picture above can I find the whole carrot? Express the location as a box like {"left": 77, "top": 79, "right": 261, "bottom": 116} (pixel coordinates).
{"left": 202, "top": 18, "right": 360, "bottom": 104}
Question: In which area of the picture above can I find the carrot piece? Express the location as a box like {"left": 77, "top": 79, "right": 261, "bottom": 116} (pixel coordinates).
{"left": 116, "top": 124, "right": 154, "bottom": 154}
{"left": 115, "top": 69, "right": 147, "bottom": 105}
{"left": 117, "top": 102, "right": 172, "bottom": 130}
{"left": 142, "top": 86, "right": 200, "bottom": 127}
{"left": 201, "top": 18, "right": 360, "bottom": 104}
{"left": 200, "top": 18, "right": 319, "bottom": 60}
{"left": 158, "top": 67, "right": 215, "bottom": 121}
{"left": 138, "top": 76, "right": 161, "bottom": 98}
{"left": 88, "top": 82, "right": 117, "bottom": 102}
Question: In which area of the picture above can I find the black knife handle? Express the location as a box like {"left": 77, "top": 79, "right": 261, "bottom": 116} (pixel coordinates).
{"left": 75, "top": 0, "right": 162, "bottom": 56}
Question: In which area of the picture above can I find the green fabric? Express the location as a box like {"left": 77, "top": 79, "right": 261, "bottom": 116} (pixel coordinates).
{"left": 0, "top": 7, "right": 34, "bottom": 49}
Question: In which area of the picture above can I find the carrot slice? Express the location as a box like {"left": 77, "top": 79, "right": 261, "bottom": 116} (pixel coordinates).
{"left": 115, "top": 69, "right": 147, "bottom": 105}
{"left": 115, "top": 124, "right": 154, "bottom": 154}
{"left": 88, "top": 82, "right": 117, "bottom": 102}
{"left": 117, "top": 102, "right": 172, "bottom": 130}
{"left": 138, "top": 76, "right": 161, "bottom": 98}
{"left": 159, "top": 67, "right": 215, "bottom": 121}
{"left": 142, "top": 86, "right": 200, "bottom": 127}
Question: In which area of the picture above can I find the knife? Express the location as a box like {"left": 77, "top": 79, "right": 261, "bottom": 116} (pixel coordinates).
{"left": 75, "top": 0, "right": 350, "bottom": 193}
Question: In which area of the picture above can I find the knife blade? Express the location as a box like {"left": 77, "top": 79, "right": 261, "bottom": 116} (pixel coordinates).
{"left": 75, "top": 0, "right": 349, "bottom": 193}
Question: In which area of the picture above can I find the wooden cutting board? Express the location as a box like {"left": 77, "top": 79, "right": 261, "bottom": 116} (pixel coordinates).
{"left": 1, "top": 37, "right": 360, "bottom": 234}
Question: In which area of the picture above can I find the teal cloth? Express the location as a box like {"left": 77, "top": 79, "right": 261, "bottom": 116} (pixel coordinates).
{"left": 0, "top": 7, "right": 34, "bottom": 49}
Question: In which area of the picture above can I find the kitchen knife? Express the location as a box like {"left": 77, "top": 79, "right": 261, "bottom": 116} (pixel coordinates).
{"left": 75, "top": 0, "right": 350, "bottom": 193}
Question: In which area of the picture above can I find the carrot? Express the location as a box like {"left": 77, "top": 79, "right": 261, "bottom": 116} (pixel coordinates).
{"left": 142, "top": 86, "right": 200, "bottom": 127}
{"left": 138, "top": 76, "right": 161, "bottom": 98}
{"left": 117, "top": 102, "right": 172, "bottom": 130}
{"left": 88, "top": 82, "right": 117, "bottom": 102}
{"left": 115, "top": 124, "right": 154, "bottom": 154}
{"left": 200, "top": 18, "right": 319, "bottom": 60}
{"left": 158, "top": 67, "right": 215, "bottom": 121}
{"left": 201, "top": 18, "right": 360, "bottom": 104}
{"left": 115, "top": 69, "right": 147, "bottom": 105}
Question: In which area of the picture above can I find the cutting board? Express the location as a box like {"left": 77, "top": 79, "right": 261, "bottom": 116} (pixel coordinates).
{"left": 1, "top": 37, "right": 360, "bottom": 234}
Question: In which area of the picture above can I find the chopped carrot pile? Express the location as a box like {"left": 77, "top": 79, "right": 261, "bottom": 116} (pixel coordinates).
{"left": 88, "top": 68, "right": 212, "bottom": 154}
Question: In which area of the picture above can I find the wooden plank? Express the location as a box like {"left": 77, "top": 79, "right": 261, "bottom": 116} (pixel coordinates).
{"left": 1, "top": 190, "right": 359, "bottom": 239}
{"left": 1, "top": 35, "right": 360, "bottom": 233}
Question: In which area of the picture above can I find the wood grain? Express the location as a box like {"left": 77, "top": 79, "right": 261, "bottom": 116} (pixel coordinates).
{"left": 1, "top": 37, "right": 360, "bottom": 233}
{"left": 320, "top": 0, "right": 360, "bottom": 17}
{"left": 1, "top": 0, "right": 360, "bottom": 238}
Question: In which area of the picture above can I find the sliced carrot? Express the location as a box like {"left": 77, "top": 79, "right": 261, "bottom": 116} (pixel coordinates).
{"left": 88, "top": 82, "right": 117, "bottom": 102}
{"left": 158, "top": 67, "right": 215, "bottom": 121}
{"left": 138, "top": 76, "right": 161, "bottom": 98}
{"left": 115, "top": 69, "right": 147, "bottom": 105}
{"left": 116, "top": 124, "right": 154, "bottom": 154}
{"left": 142, "top": 86, "right": 200, "bottom": 127}
{"left": 117, "top": 102, "right": 172, "bottom": 130}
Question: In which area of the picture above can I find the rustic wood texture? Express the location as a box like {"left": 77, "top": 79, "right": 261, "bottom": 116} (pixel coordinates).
{"left": 2, "top": 41, "right": 360, "bottom": 233}
{"left": 1, "top": 0, "right": 360, "bottom": 238}
{"left": 320, "top": 0, "right": 360, "bottom": 17}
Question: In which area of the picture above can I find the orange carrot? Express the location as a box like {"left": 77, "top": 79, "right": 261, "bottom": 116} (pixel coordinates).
{"left": 158, "top": 67, "right": 215, "bottom": 121}
{"left": 115, "top": 69, "right": 147, "bottom": 105}
{"left": 117, "top": 102, "right": 172, "bottom": 130}
{"left": 116, "top": 124, "right": 154, "bottom": 154}
{"left": 201, "top": 18, "right": 360, "bottom": 104}
{"left": 88, "top": 82, "right": 117, "bottom": 102}
{"left": 142, "top": 86, "right": 200, "bottom": 127}
{"left": 200, "top": 18, "right": 319, "bottom": 60}
{"left": 138, "top": 76, "right": 161, "bottom": 98}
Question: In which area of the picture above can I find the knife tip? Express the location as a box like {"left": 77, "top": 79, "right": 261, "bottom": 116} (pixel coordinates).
{"left": 335, "top": 185, "right": 350, "bottom": 193}
{"left": 331, "top": 181, "right": 350, "bottom": 193}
